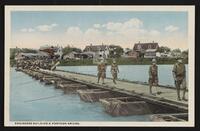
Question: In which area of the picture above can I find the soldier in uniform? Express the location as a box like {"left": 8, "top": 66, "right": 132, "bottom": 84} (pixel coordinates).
{"left": 172, "top": 58, "right": 187, "bottom": 101}
{"left": 97, "top": 60, "right": 106, "bottom": 84}
{"left": 111, "top": 60, "right": 119, "bottom": 84}
{"left": 149, "top": 59, "right": 158, "bottom": 95}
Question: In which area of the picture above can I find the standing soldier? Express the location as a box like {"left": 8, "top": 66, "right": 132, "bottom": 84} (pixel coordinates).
{"left": 97, "top": 60, "right": 106, "bottom": 84}
{"left": 172, "top": 58, "right": 187, "bottom": 101}
{"left": 149, "top": 59, "right": 158, "bottom": 95}
{"left": 111, "top": 60, "right": 119, "bottom": 84}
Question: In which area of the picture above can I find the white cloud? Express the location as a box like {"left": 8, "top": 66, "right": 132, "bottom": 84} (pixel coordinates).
{"left": 65, "top": 26, "right": 85, "bottom": 46}
{"left": 165, "top": 25, "right": 179, "bottom": 32}
{"left": 104, "top": 22, "right": 123, "bottom": 31}
{"left": 15, "top": 18, "right": 187, "bottom": 50}
{"left": 93, "top": 24, "right": 101, "bottom": 28}
{"left": 84, "top": 28, "right": 103, "bottom": 42}
{"left": 36, "top": 23, "right": 58, "bottom": 32}
{"left": 103, "top": 18, "right": 143, "bottom": 31}
{"left": 66, "top": 26, "right": 83, "bottom": 36}
{"left": 51, "top": 23, "right": 58, "bottom": 27}
{"left": 149, "top": 30, "right": 160, "bottom": 36}
{"left": 28, "top": 28, "right": 35, "bottom": 32}
{"left": 61, "top": 18, "right": 178, "bottom": 49}
{"left": 20, "top": 28, "right": 27, "bottom": 32}
{"left": 20, "top": 28, "right": 35, "bottom": 33}
{"left": 123, "top": 18, "right": 143, "bottom": 29}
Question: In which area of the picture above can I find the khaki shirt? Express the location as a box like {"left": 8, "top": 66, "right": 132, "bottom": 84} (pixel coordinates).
{"left": 149, "top": 65, "right": 158, "bottom": 77}
{"left": 98, "top": 63, "right": 106, "bottom": 72}
{"left": 111, "top": 64, "right": 119, "bottom": 73}
{"left": 172, "top": 63, "right": 185, "bottom": 80}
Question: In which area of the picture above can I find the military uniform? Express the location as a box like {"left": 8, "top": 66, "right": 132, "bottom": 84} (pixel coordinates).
{"left": 97, "top": 62, "right": 106, "bottom": 84}
{"left": 172, "top": 62, "right": 186, "bottom": 100}
{"left": 148, "top": 60, "right": 158, "bottom": 95}
{"left": 149, "top": 65, "right": 158, "bottom": 86}
{"left": 111, "top": 63, "right": 119, "bottom": 84}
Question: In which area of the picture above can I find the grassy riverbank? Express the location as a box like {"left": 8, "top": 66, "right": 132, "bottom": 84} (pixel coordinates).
{"left": 10, "top": 57, "right": 188, "bottom": 66}
{"left": 59, "top": 57, "right": 188, "bottom": 66}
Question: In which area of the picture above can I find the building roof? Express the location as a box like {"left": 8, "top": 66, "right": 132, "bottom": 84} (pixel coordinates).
{"left": 83, "top": 44, "right": 108, "bottom": 52}
{"left": 133, "top": 42, "right": 159, "bottom": 51}
{"left": 39, "top": 45, "right": 59, "bottom": 53}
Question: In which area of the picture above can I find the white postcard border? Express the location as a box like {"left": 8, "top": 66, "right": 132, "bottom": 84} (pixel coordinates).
{"left": 4, "top": 5, "right": 195, "bottom": 127}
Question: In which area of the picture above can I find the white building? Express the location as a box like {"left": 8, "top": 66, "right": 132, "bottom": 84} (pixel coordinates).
{"left": 144, "top": 49, "right": 157, "bottom": 58}
{"left": 63, "top": 51, "right": 79, "bottom": 60}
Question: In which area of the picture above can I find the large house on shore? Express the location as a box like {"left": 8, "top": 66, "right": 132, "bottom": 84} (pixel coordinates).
{"left": 132, "top": 41, "right": 159, "bottom": 58}
{"left": 83, "top": 44, "right": 109, "bottom": 60}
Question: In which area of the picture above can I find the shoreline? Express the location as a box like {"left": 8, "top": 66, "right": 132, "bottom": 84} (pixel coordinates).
{"left": 10, "top": 57, "right": 188, "bottom": 66}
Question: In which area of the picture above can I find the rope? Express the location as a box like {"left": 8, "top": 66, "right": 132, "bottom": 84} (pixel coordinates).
{"left": 24, "top": 94, "right": 65, "bottom": 103}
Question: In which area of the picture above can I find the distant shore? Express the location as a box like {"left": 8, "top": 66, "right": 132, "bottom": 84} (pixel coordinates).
{"left": 10, "top": 57, "right": 188, "bottom": 67}
{"left": 58, "top": 57, "right": 188, "bottom": 66}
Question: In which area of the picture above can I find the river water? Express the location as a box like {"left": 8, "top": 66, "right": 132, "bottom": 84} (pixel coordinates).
{"left": 10, "top": 68, "right": 151, "bottom": 121}
{"left": 57, "top": 65, "right": 188, "bottom": 87}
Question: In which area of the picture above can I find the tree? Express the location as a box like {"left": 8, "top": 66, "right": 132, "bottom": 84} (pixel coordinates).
{"left": 10, "top": 48, "right": 37, "bottom": 59}
{"left": 62, "top": 45, "right": 82, "bottom": 55}
{"left": 182, "top": 49, "right": 188, "bottom": 59}
{"left": 172, "top": 48, "right": 181, "bottom": 53}
{"left": 10, "top": 48, "right": 20, "bottom": 59}
{"left": 157, "top": 46, "right": 171, "bottom": 53}
{"left": 109, "top": 45, "right": 124, "bottom": 58}
{"left": 21, "top": 48, "right": 37, "bottom": 53}
{"left": 171, "top": 48, "right": 182, "bottom": 58}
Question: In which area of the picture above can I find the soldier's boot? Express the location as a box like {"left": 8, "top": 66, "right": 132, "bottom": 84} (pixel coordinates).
{"left": 97, "top": 77, "right": 100, "bottom": 83}
{"left": 102, "top": 79, "right": 105, "bottom": 84}
{"left": 113, "top": 79, "right": 116, "bottom": 84}
{"left": 177, "top": 89, "right": 181, "bottom": 101}
{"left": 182, "top": 89, "right": 187, "bottom": 101}
{"left": 149, "top": 86, "right": 153, "bottom": 95}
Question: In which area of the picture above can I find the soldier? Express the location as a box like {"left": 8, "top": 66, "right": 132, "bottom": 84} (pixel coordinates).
{"left": 172, "top": 58, "right": 187, "bottom": 101}
{"left": 111, "top": 60, "right": 119, "bottom": 84}
{"left": 149, "top": 59, "right": 158, "bottom": 95}
{"left": 97, "top": 60, "right": 106, "bottom": 84}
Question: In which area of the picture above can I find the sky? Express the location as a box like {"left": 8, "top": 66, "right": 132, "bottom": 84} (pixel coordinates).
{"left": 11, "top": 11, "right": 188, "bottom": 50}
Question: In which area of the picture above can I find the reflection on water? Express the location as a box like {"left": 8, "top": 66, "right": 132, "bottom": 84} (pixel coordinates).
{"left": 10, "top": 68, "right": 151, "bottom": 121}
{"left": 57, "top": 65, "right": 188, "bottom": 87}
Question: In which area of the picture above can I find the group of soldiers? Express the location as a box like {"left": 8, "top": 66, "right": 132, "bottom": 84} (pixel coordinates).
{"left": 16, "top": 57, "right": 58, "bottom": 70}
{"left": 148, "top": 58, "right": 187, "bottom": 101}
{"left": 97, "top": 59, "right": 119, "bottom": 84}
{"left": 97, "top": 58, "right": 187, "bottom": 101}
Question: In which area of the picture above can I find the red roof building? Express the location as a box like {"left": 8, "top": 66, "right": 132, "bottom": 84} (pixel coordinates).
{"left": 133, "top": 41, "right": 159, "bottom": 58}
{"left": 133, "top": 41, "right": 159, "bottom": 52}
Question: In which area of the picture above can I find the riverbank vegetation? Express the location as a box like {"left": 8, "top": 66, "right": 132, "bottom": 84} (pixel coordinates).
{"left": 10, "top": 46, "right": 188, "bottom": 66}
{"left": 59, "top": 57, "right": 188, "bottom": 66}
